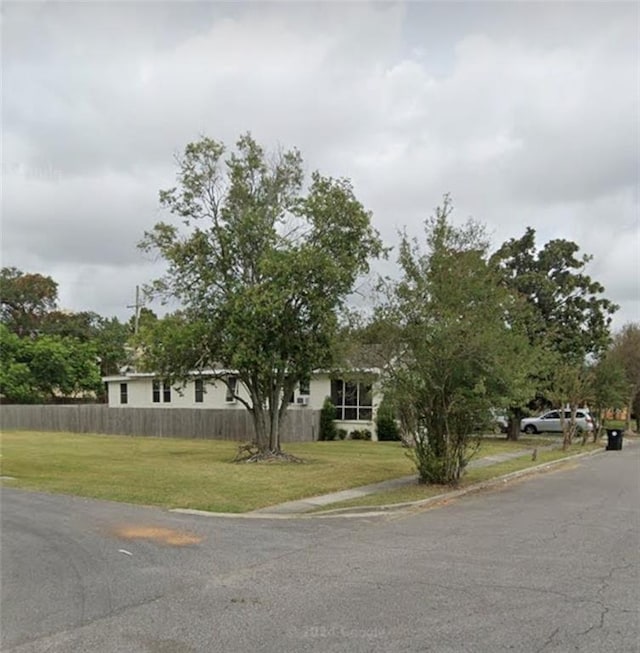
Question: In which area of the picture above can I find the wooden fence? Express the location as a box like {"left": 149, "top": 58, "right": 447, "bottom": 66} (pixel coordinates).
{"left": 0, "top": 405, "right": 320, "bottom": 442}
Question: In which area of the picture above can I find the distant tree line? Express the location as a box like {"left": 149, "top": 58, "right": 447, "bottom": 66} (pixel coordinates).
{"left": 0, "top": 267, "right": 134, "bottom": 403}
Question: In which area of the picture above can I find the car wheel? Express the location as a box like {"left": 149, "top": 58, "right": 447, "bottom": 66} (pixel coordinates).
{"left": 524, "top": 424, "right": 537, "bottom": 435}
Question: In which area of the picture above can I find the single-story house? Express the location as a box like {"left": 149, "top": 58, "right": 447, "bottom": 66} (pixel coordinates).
{"left": 102, "top": 367, "right": 384, "bottom": 439}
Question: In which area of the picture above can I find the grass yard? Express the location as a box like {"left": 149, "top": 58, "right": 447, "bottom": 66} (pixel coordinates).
{"left": 313, "top": 442, "right": 604, "bottom": 512}
{"left": 603, "top": 419, "right": 636, "bottom": 431}
{"left": 1, "top": 431, "right": 559, "bottom": 513}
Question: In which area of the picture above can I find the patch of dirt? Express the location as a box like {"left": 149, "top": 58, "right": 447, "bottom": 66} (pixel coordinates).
{"left": 112, "top": 525, "right": 203, "bottom": 546}
{"left": 242, "top": 451, "right": 305, "bottom": 464}
{"left": 234, "top": 443, "right": 304, "bottom": 463}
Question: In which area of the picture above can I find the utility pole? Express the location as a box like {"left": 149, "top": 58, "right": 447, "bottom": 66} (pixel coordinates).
{"left": 127, "top": 285, "right": 143, "bottom": 335}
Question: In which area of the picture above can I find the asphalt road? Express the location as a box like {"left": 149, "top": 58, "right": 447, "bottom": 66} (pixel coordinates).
{"left": 2, "top": 446, "right": 638, "bottom": 652}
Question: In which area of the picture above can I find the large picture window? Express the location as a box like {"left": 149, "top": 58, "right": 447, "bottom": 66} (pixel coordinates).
{"left": 330, "top": 379, "right": 372, "bottom": 421}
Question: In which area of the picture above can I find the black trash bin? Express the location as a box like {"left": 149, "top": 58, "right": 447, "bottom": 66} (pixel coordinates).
{"left": 606, "top": 428, "right": 624, "bottom": 451}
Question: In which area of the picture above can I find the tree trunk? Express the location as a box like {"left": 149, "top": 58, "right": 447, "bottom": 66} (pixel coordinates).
{"left": 244, "top": 379, "right": 290, "bottom": 455}
{"left": 593, "top": 408, "right": 605, "bottom": 443}
{"left": 626, "top": 393, "right": 633, "bottom": 433}
{"left": 269, "top": 406, "right": 281, "bottom": 452}
{"left": 560, "top": 408, "right": 570, "bottom": 451}
{"left": 506, "top": 408, "right": 524, "bottom": 441}
{"left": 252, "top": 406, "right": 269, "bottom": 452}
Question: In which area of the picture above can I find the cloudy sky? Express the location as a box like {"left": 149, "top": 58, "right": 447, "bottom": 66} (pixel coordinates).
{"left": 3, "top": 1, "right": 638, "bottom": 329}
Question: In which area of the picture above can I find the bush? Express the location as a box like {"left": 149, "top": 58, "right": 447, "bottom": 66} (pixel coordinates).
{"left": 349, "top": 429, "right": 372, "bottom": 441}
{"left": 408, "top": 426, "right": 476, "bottom": 485}
{"left": 376, "top": 398, "right": 401, "bottom": 441}
{"left": 319, "top": 397, "right": 338, "bottom": 441}
{"left": 337, "top": 429, "right": 348, "bottom": 440}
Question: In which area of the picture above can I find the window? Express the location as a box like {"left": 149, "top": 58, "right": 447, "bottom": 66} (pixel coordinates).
{"left": 152, "top": 380, "right": 171, "bottom": 403}
{"left": 195, "top": 379, "right": 204, "bottom": 403}
{"left": 299, "top": 377, "right": 310, "bottom": 396}
{"left": 225, "top": 376, "right": 237, "bottom": 402}
{"left": 330, "top": 379, "right": 373, "bottom": 421}
{"left": 119, "top": 383, "right": 128, "bottom": 405}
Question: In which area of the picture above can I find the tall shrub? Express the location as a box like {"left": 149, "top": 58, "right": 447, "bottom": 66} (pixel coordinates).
{"left": 376, "top": 397, "right": 400, "bottom": 441}
{"left": 319, "top": 397, "right": 338, "bottom": 441}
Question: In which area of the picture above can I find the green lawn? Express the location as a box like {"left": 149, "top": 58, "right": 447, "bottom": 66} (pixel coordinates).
{"left": 602, "top": 419, "right": 636, "bottom": 431}
{"left": 0, "top": 431, "right": 555, "bottom": 513}
{"left": 314, "top": 442, "right": 604, "bottom": 512}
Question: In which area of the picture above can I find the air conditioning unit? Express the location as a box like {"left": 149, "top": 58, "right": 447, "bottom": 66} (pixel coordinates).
{"left": 296, "top": 396, "right": 309, "bottom": 406}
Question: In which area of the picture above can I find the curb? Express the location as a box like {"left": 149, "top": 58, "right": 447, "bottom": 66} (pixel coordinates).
{"left": 170, "top": 508, "right": 297, "bottom": 520}
{"left": 309, "top": 445, "right": 610, "bottom": 518}
{"left": 170, "top": 441, "right": 636, "bottom": 520}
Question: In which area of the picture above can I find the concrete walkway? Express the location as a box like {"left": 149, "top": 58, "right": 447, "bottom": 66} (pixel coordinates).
{"left": 250, "top": 442, "right": 558, "bottom": 515}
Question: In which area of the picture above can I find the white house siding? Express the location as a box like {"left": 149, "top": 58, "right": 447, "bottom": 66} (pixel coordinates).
{"left": 104, "top": 372, "right": 381, "bottom": 440}
{"left": 106, "top": 376, "right": 253, "bottom": 409}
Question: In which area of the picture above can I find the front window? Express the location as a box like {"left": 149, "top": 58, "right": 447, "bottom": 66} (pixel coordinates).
{"left": 152, "top": 381, "right": 160, "bottom": 403}
{"left": 195, "top": 379, "right": 204, "bottom": 403}
{"left": 225, "top": 376, "right": 237, "bottom": 402}
{"left": 163, "top": 381, "right": 171, "bottom": 403}
{"left": 119, "top": 383, "right": 128, "bottom": 404}
{"left": 330, "top": 379, "right": 373, "bottom": 421}
{"left": 299, "top": 377, "right": 310, "bottom": 396}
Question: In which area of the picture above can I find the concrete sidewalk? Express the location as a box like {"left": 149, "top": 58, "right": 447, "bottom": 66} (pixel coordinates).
{"left": 250, "top": 442, "right": 558, "bottom": 515}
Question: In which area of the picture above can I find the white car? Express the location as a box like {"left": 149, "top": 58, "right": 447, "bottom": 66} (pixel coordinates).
{"left": 520, "top": 409, "right": 595, "bottom": 435}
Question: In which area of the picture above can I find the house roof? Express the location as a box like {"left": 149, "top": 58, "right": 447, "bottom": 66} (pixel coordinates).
{"left": 102, "top": 368, "right": 237, "bottom": 383}
{"left": 103, "top": 345, "right": 389, "bottom": 383}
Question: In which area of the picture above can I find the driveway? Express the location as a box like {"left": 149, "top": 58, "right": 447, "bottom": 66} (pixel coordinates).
{"left": 2, "top": 447, "right": 638, "bottom": 652}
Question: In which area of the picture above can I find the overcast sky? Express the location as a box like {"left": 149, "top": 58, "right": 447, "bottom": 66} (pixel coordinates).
{"left": 3, "top": 1, "right": 638, "bottom": 330}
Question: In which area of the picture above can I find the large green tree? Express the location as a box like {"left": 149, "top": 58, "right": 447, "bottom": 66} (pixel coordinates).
{"left": 591, "top": 352, "right": 628, "bottom": 440}
{"left": 94, "top": 316, "right": 131, "bottom": 377}
{"left": 608, "top": 323, "right": 640, "bottom": 432}
{"left": 0, "top": 269, "right": 130, "bottom": 398}
{"left": 383, "top": 198, "right": 531, "bottom": 484}
{"left": 133, "top": 311, "right": 207, "bottom": 377}
{"left": 547, "top": 361, "right": 596, "bottom": 449}
{"left": 0, "top": 324, "right": 102, "bottom": 402}
{"left": 491, "top": 228, "right": 618, "bottom": 439}
{"left": 40, "top": 310, "right": 130, "bottom": 377}
{"left": 40, "top": 310, "right": 101, "bottom": 340}
{"left": 0, "top": 267, "right": 58, "bottom": 337}
{"left": 140, "top": 133, "right": 382, "bottom": 455}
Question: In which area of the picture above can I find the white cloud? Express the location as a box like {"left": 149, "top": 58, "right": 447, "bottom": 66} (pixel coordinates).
{"left": 2, "top": 1, "right": 637, "bottom": 330}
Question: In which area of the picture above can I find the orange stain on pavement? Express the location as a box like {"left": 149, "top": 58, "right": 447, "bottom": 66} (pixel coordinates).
{"left": 112, "top": 525, "right": 203, "bottom": 546}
